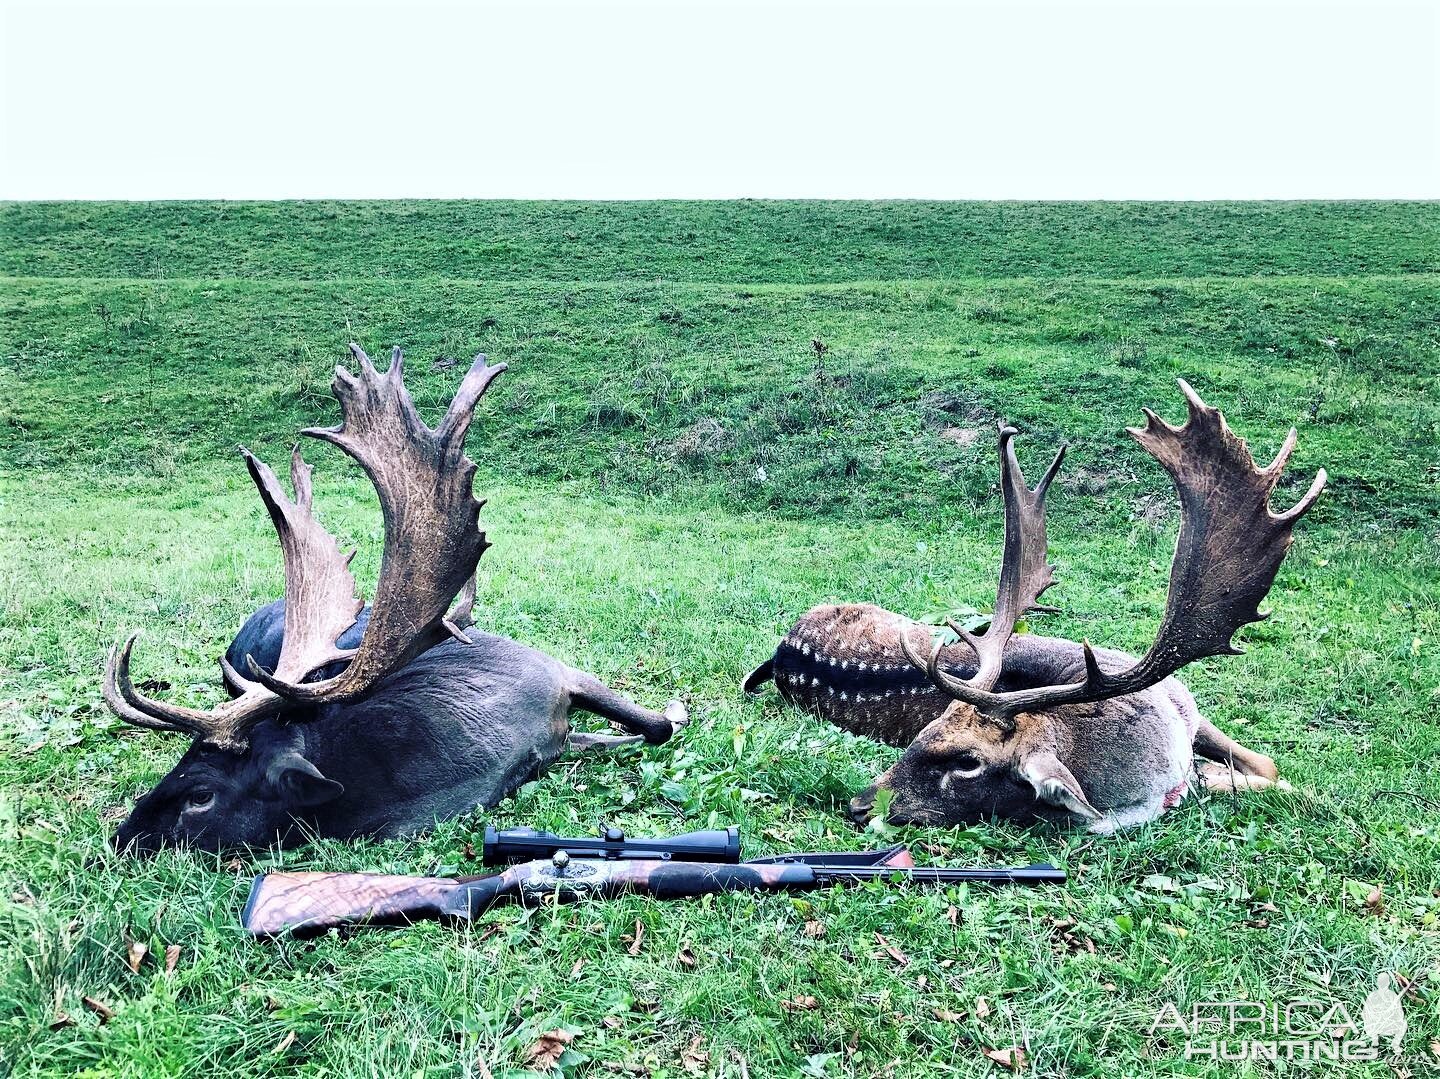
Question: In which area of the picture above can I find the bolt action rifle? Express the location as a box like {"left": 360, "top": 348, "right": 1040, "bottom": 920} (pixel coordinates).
{"left": 242, "top": 825, "right": 1065, "bottom": 937}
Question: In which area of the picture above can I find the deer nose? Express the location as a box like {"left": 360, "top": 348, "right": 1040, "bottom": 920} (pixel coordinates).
{"left": 847, "top": 789, "right": 878, "bottom": 825}
{"left": 112, "top": 827, "right": 161, "bottom": 858}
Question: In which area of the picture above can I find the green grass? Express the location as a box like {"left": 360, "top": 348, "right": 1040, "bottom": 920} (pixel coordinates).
{"left": 2, "top": 201, "right": 1438, "bottom": 1078}
{"left": 5, "top": 200, "right": 1437, "bottom": 281}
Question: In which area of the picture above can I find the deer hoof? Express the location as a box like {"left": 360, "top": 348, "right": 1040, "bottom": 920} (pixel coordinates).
{"left": 663, "top": 699, "right": 689, "bottom": 733}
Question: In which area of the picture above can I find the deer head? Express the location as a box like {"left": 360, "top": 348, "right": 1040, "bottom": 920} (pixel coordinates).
{"left": 852, "top": 381, "right": 1326, "bottom": 828}
{"left": 106, "top": 344, "right": 503, "bottom": 851}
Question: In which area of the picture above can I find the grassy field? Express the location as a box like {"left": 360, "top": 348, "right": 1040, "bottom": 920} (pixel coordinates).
{"left": 2, "top": 201, "right": 1437, "bottom": 1077}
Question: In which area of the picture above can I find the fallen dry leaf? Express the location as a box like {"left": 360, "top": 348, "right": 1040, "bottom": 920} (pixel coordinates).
{"left": 476, "top": 923, "right": 503, "bottom": 943}
{"left": 680, "top": 1035, "right": 709, "bottom": 1075}
{"left": 946, "top": 905, "right": 960, "bottom": 928}
{"left": 1429, "top": 1039, "right": 1440, "bottom": 1059}
{"left": 49, "top": 1012, "right": 76, "bottom": 1031}
{"left": 126, "top": 940, "right": 148, "bottom": 973}
{"left": 1049, "top": 917, "right": 1097, "bottom": 955}
{"left": 602, "top": 1015, "right": 623, "bottom": 1029}
{"left": 82, "top": 996, "right": 115, "bottom": 1023}
{"left": 1365, "top": 886, "right": 1384, "bottom": 913}
{"left": 874, "top": 932, "right": 910, "bottom": 967}
{"left": 975, "top": 996, "right": 993, "bottom": 1018}
{"left": 781, "top": 995, "right": 818, "bottom": 1012}
{"left": 626, "top": 919, "right": 645, "bottom": 956}
{"left": 525, "top": 1029, "right": 574, "bottom": 1071}
{"left": 676, "top": 943, "right": 697, "bottom": 969}
{"left": 983, "top": 1046, "right": 1026, "bottom": 1071}
{"left": 272, "top": 1031, "right": 296, "bottom": 1055}
{"left": 570, "top": 958, "right": 587, "bottom": 978}
{"left": 803, "top": 919, "right": 826, "bottom": 938}
{"left": 164, "top": 944, "right": 181, "bottom": 975}
{"left": 933, "top": 1007, "right": 966, "bottom": 1023}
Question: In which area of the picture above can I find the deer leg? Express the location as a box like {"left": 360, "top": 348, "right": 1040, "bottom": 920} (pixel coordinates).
{"left": 565, "top": 730, "right": 646, "bottom": 754}
{"left": 566, "top": 671, "right": 687, "bottom": 745}
{"left": 1197, "top": 761, "right": 1291, "bottom": 794}
{"left": 1193, "top": 718, "right": 1280, "bottom": 781}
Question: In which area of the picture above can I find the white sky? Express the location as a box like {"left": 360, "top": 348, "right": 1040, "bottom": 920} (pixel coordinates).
{"left": 2, "top": 0, "right": 1436, "bottom": 199}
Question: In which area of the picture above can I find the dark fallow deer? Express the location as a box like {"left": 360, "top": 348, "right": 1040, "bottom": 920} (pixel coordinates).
{"left": 746, "top": 381, "right": 1325, "bottom": 832}
{"left": 106, "top": 345, "right": 684, "bottom": 853}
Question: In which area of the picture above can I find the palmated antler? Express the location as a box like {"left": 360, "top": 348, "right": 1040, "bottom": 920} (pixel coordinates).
{"left": 903, "top": 380, "right": 1326, "bottom": 727}
{"left": 246, "top": 345, "right": 504, "bottom": 703}
{"left": 900, "top": 424, "right": 1064, "bottom": 697}
{"left": 104, "top": 344, "right": 505, "bottom": 750}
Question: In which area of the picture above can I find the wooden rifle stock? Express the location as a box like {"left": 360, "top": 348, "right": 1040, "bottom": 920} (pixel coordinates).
{"left": 242, "top": 870, "right": 511, "bottom": 937}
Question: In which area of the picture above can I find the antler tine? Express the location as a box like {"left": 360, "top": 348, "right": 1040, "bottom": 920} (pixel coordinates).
{"left": 447, "top": 573, "right": 478, "bottom": 634}
{"left": 104, "top": 633, "right": 269, "bottom": 750}
{"left": 897, "top": 618, "right": 931, "bottom": 673}
{"left": 103, "top": 635, "right": 203, "bottom": 736}
{"left": 934, "top": 379, "right": 1327, "bottom": 721}
{"left": 897, "top": 620, "right": 977, "bottom": 698}
{"left": 250, "top": 348, "right": 505, "bottom": 704}
{"left": 1277, "top": 461, "right": 1328, "bottom": 524}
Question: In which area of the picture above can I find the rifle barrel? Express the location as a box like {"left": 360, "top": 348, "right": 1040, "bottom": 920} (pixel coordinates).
{"left": 807, "top": 863, "right": 1065, "bottom": 886}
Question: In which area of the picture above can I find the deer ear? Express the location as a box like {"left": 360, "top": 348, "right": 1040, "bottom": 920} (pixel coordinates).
{"left": 269, "top": 754, "right": 344, "bottom": 807}
{"left": 1018, "top": 750, "right": 1101, "bottom": 821}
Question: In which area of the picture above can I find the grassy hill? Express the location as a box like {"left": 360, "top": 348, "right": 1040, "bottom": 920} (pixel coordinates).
{"left": 2, "top": 201, "right": 1437, "bottom": 1077}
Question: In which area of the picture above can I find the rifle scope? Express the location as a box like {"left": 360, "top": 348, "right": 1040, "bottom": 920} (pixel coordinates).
{"left": 481, "top": 824, "right": 741, "bottom": 866}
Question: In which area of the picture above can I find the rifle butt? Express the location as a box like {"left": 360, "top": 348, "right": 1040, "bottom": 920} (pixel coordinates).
{"left": 243, "top": 872, "right": 460, "bottom": 937}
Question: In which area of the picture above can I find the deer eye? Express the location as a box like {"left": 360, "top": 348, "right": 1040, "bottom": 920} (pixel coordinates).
{"left": 937, "top": 753, "right": 986, "bottom": 792}
{"left": 184, "top": 789, "right": 215, "bottom": 812}
{"left": 949, "top": 752, "right": 985, "bottom": 778}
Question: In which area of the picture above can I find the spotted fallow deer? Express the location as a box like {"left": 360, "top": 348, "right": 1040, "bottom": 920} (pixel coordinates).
{"left": 745, "top": 382, "right": 1325, "bottom": 832}
{"left": 105, "top": 345, "right": 685, "bottom": 853}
